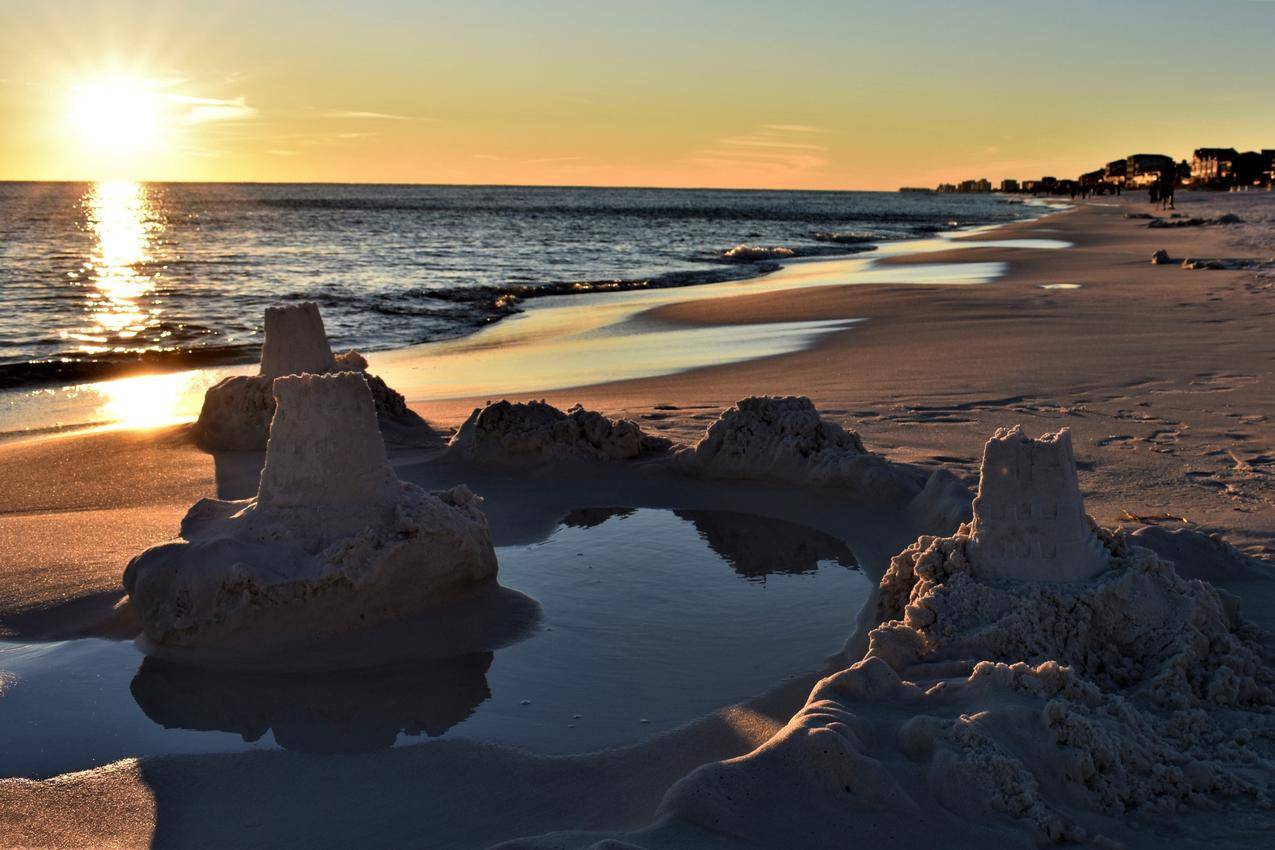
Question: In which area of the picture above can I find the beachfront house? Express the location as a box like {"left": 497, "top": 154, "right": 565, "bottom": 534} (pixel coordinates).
{"left": 1103, "top": 159, "right": 1127, "bottom": 185}
{"left": 1124, "top": 154, "right": 1174, "bottom": 188}
{"left": 1191, "top": 147, "right": 1238, "bottom": 185}
{"left": 1000, "top": 179, "right": 1020, "bottom": 193}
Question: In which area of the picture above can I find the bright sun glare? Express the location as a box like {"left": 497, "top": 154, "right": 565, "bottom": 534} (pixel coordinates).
{"left": 68, "top": 79, "right": 164, "bottom": 155}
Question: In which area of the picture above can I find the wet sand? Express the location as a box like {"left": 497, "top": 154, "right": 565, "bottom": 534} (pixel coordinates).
{"left": 2, "top": 192, "right": 1273, "bottom": 848}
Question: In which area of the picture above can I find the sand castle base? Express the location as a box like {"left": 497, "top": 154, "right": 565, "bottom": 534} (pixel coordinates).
{"left": 639, "top": 427, "right": 1274, "bottom": 848}
{"left": 126, "top": 373, "right": 497, "bottom": 656}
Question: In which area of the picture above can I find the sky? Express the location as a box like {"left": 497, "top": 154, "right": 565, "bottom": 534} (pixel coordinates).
{"left": 1, "top": 0, "right": 1273, "bottom": 189}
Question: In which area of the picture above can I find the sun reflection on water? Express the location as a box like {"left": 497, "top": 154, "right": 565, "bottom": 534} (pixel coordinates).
{"left": 75, "top": 180, "right": 161, "bottom": 348}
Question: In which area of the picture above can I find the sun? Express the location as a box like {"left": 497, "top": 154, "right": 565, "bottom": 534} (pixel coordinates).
{"left": 68, "top": 78, "right": 165, "bottom": 155}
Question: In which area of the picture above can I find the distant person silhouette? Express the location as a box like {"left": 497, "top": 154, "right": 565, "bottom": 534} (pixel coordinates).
{"left": 1161, "top": 171, "right": 1176, "bottom": 210}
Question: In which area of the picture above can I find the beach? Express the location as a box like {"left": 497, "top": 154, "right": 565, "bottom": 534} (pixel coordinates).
{"left": 2, "top": 191, "right": 1274, "bottom": 848}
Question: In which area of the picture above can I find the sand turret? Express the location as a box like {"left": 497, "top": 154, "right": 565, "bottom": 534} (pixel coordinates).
{"left": 192, "top": 301, "right": 418, "bottom": 452}
{"left": 259, "top": 302, "right": 338, "bottom": 379}
{"left": 257, "top": 373, "right": 400, "bottom": 516}
{"left": 966, "top": 426, "right": 1109, "bottom": 581}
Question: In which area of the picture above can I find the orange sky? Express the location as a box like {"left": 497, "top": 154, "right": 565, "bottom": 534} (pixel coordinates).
{"left": 2, "top": 0, "right": 1273, "bottom": 189}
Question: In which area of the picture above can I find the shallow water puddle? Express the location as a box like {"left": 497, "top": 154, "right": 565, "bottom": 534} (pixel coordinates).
{"left": 0, "top": 508, "right": 870, "bottom": 778}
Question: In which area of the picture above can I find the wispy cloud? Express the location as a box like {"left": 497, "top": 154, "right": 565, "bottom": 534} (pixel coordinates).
{"left": 760, "top": 123, "right": 826, "bottom": 134}
{"left": 521, "top": 155, "right": 581, "bottom": 165}
{"left": 266, "top": 149, "right": 300, "bottom": 157}
{"left": 170, "top": 94, "right": 257, "bottom": 125}
{"left": 691, "top": 125, "right": 831, "bottom": 174}
{"left": 313, "top": 109, "right": 431, "bottom": 121}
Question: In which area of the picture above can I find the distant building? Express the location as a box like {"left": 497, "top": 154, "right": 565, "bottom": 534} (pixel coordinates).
{"left": 1079, "top": 169, "right": 1105, "bottom": 187}
{"left": 1104, "top": 159, "right": 1128, "bottom": 185}
{"left": 1000, "top": 179, "right": 1020, "bottom": 193}
{"left": 936, "top": 183, "right": 957, "bottom": 193}
{"left": 1234, "top": 151, "right": 1266, "bottom": 186}
{"left": 1125, "top": 154, "right": 1174, "bottom": 187}
{"left": 1264, "top": 150, "right": 1275, "bottom": 186}
{"left": 1021, "top": 179, "right": 1040, "bottom": 193}
{"left": 1191, "top": 147, "right": 1238, "bottom": 184}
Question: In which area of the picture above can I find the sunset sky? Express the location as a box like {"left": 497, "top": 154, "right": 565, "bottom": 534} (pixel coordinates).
{"left": 1, "top": 0, "right": 1273, "bottom": 189}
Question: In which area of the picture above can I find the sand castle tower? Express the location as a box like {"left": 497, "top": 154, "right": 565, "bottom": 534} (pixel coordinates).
{"left": 259, "top": 302, "right": 339, "bottom": 379}
{"left": 193, "top": 301, "right": 416, "bottom": 452}
{"left": 256, "top": 372, "right": 401, "bottom": 520}
{"left": 966, "top": 426, "right": 1109, "bottom": 582}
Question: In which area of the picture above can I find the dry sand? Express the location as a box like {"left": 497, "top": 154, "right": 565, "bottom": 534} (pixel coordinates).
{"left": 2, "top": 193, "right": 1273, "bottom": 848}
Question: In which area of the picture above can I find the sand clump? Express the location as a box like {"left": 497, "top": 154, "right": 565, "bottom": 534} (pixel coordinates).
{"left": 447, "top": 399, "right": 672, "bottom": 467}
{"left": 192, "top": 302, "right": 416, "bottom": 451}
{"left": 676, "top": 396, "right": 971, "bottom": 530}
{"left": 637, "top": 426, "right": 1275, "bottom": 849}
{"left": 125, "top": 372, "right": 497, "bottom": 656}
{"left": 449, "top": 395, "right": 972, "bottom": 532}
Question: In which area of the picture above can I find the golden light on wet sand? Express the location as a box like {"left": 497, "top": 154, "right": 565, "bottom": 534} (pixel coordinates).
{"left": 92, "top": 369, "right": 223, "bottom": 430}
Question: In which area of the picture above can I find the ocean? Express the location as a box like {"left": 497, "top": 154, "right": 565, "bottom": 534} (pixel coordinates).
{"left": 0, "top": 182, "right": 1034, "bottom": 389}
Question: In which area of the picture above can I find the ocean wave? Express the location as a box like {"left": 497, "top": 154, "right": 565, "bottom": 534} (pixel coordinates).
{"left": 811, "top": 231, "right": 878, "bottom": 244}
{"left": 713, "top": 242, "right": 879, "bottom": 263}
{"left": 719, "top": 245, "right": 797, "bottom": 262}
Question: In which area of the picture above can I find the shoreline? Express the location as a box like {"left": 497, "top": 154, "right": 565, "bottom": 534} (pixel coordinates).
{"left": 0, "top": 202, "right": 1063, "bottom": 439}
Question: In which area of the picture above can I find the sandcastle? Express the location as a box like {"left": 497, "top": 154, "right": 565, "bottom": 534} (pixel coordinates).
{"left": 965, "top": 426, "right": 1109, "bottom": 581}
{"left": 633, "top": 426, "right": 1273, "bottom": 849}
{"left": 125, "top": 372, "right": 497, "bottom": 655}
{"left": 192, "top": 302, "right": 416, "bottom": 451}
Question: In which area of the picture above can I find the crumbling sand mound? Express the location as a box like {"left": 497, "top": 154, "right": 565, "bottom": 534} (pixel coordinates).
{"left": 612, "top": 427, "right": 1275, "bottom": 849}
{"left": 676, "top": 396, "right": 971, "bottom": 530}
{"left": 192, "top": 302, "right": 417, "bottom": 452}
{"left": 447, "top": 400, "right": 671, "bottom": 466}
{"left": 126, "top": 373, "right": 497, "bottom": 656}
